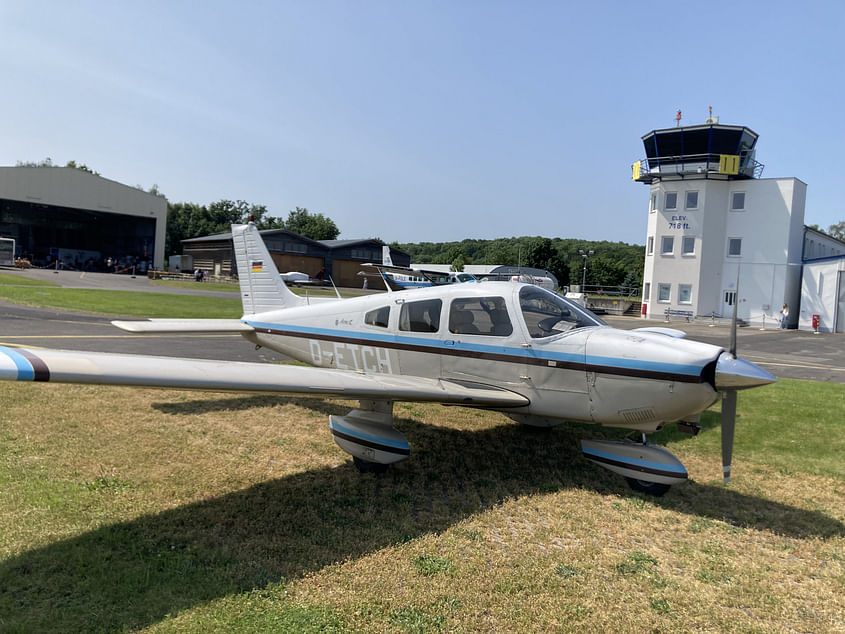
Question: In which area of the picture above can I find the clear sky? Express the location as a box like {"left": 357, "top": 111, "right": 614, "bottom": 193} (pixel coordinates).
{"left": 2, "top": 1, "right": 843, "bottom": 244}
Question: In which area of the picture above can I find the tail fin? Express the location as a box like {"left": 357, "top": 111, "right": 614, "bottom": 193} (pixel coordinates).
{"left": 382, "top": 245, "right": 394, "bottom": 267}
{"left": 232, "top": 223, "right": 305, "bottom": 314}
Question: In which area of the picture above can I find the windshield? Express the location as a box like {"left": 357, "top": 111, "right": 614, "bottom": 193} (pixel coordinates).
{"left": 519, "top": 286, "right": 606, "bottom": 338}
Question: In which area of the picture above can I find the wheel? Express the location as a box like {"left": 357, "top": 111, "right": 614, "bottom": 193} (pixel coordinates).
{"left": 353, "top": 456, "right": 389, "bottom": 474}
{"left": 625, "top": 477, "right": 671, "bottom": 497}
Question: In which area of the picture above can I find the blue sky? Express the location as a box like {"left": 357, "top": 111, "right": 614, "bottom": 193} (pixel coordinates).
{"left": 2, "top": 1, "right": 843, "bottom": 244}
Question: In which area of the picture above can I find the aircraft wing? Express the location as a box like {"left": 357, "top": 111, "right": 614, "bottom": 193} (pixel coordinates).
{"left": 0, "top": 346, "right": 529, "bottom": 407}
{"left": 111, "top": 319, "right": 253, "bottom": 333}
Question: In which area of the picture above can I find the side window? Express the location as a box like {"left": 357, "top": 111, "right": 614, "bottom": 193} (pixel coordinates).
{"left": 449, "top": 297, "right": 512, "bottom": 336}
{"left": 364, "top": 306, "right": 390, "bottom": 328}
{"left": 399, "top": 299, "right": 442, "bottom": 333}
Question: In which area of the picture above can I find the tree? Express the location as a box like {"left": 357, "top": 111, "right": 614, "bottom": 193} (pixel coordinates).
{"left": 284, "top": 207, "right": 340, "bottom": 240}
{"left": 828, "top": 221, "right": 845, "bottom": 241}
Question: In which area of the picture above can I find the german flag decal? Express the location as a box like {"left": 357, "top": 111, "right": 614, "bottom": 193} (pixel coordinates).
{"left": 251, "top": 261, "right": 263, "bottom": 272}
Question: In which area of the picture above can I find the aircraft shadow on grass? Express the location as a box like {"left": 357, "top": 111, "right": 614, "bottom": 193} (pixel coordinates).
{"left": 1, "top": 397, "right": 842, "bottom": 632}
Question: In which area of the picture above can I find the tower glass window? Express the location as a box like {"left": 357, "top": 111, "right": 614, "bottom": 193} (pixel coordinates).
{"left": 658, "top": 283, "right": 671, "bottom": 302}
{"left": 682, "top": 236, "right": 695, "bottom": 255}
{"left": 731, "top": 192, "right": 745, "bottom": 211}
{"left": 647, "top": 236, "right": 654, "bottom": 255}
{"left": 661, "top": 236, "right": 674, "bottom": 255}
{"left": 678, "top": 284, "right": 692, "bottom": 304}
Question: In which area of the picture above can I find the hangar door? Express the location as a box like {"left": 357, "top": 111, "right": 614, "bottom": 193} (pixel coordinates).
{"left": 836, "top": 272, "right": 845, "bottom": 334}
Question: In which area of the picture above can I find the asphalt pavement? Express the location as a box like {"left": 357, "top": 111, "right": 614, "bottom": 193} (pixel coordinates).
{"left": 1, "top": 268, "right": 843, "bottom": 382}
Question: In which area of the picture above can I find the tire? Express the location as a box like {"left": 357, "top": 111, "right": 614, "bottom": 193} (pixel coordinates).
{"left": 625, "top": 477, "right": 671, "bottom": 497}
{"left": 353, "top": 456, "right": 389, "bottom": 474}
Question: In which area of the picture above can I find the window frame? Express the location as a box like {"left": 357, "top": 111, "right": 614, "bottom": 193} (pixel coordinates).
{"left": 727, "top": 237, "right": 742, "bottom": 257}
{"left": 730, "top": 191, "right": 746, "bottom": 212}
{"left": 664, "top": 192, "right": 678, "bottom": 210}
{"left": 643, "top": 282, "right": 650, "bottom": 301}
{"left": 681, "top": 236, "right": 695, "bottom": 256}
{"left": 364, "top": 306, "right": 390, "bottom": 328}
{"left": 661, "top": 235, "right": 674, "bottom": 256}
{"left": 657, "top": 283, "right": 671, "bottom": 303}
{"left": 678, "top": 284, "right": 692, "bottom": 305}
{"left": 685, "top": 190, "right": 699, "bottom": 210}
{"left": 647, "top": 236, "right": 654, "bottom": 255}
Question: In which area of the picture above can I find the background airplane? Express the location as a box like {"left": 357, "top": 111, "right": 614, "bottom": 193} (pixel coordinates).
{"left": 0, "top": 223, "right": 775, "bottom": 495}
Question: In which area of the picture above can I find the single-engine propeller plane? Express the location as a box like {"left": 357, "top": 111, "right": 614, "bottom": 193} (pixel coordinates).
{"left": 0, "top": 223, "right": 775, "bottom": 495}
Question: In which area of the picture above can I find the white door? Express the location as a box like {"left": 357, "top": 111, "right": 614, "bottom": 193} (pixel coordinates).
{"left": 722, "top": 289, "right": 737, "bottom": 318}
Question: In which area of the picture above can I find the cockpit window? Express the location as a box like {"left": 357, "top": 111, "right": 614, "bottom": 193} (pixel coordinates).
{"left": 399, "top": 299, "right": 442, "bottom": 333}
{"left": 449, "top": 296, "right": 512, "bottom": 336}
{"left": 519, "top": 286, "right": 606, "bottom": 338}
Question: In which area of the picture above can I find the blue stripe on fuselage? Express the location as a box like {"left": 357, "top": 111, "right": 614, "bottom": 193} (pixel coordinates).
{"left": 0, "top": 346, "right": 35, "bottom": 381}
{"left": 244, "top": 320, "right": 702, "bottom": 378}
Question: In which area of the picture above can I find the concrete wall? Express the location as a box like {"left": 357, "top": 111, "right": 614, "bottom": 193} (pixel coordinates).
{"left": 642, "top": 177, "right": 805, "bottom": 325}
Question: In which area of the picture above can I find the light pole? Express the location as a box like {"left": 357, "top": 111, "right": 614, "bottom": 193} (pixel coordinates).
{"left": 579, "top": 249, "right": 594, "bottom": 290}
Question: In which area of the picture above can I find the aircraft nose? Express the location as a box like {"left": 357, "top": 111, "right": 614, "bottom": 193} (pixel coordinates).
{"left": 714, "top": 352, "right": 776, "bottom": 390}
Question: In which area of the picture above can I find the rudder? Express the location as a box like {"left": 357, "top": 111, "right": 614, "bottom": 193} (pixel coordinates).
{"left": 232, "top": 223, "right": 305, "bottom": 315}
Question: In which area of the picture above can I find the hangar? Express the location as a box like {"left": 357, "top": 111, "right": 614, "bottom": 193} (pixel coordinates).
{"left": 181, "top": 229, "right": 411, "bottom": 287}
{"left": 0, "top": 166, "right": 166, "bottom": 270}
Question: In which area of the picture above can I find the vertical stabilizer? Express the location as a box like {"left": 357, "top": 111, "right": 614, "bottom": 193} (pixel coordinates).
{"left": 382, "top": 245, "right": 394, "bottom": 267}
{"left": 232, "top": 223, "right": 305, "bottom": 315}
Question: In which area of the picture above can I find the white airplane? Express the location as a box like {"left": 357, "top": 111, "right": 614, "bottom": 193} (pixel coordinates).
{"left": 376, "top": 246, "right": 477, "bottom": 289}
{"left": 0, "top": 223, "right": 775, "bottom": 495}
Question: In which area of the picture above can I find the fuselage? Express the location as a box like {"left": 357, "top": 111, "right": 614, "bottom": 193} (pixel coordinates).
{"left": 241, "top": 282, "right": 723, "bottom": 432}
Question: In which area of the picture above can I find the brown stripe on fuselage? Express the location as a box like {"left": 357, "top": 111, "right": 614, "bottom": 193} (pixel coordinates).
{"left": 253, "top": 327, "right": 704, "bottom": 384}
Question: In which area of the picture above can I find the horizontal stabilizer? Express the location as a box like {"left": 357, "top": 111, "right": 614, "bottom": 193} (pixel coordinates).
{"left": 111, "top": 319, "right": 253, "bottom": 333}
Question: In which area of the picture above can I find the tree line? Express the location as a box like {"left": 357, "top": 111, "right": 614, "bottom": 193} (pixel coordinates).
{"left": 395, "top": 236, "right": 645, "bottom": 290}
{"left": 165, "top": 202, "right": 339, "bottom": 255}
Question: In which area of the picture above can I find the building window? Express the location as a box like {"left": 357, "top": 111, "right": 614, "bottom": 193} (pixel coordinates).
{"left": 665, "top": 192, "right": 677, "bottom": 210}
{"left": 678, "top": 284, "right": 692, "bottom": 304}
{"left": 728, "top": 238, "right": 742, "bottom": 257}
{"left": 685, "top": 191, "right": 699, "bottom": 210}
{"left": 650, "top": 193, "right": 657, "bottom": 212}
{"left": 657, "top": 283, "right": 671, "bottom": 302}
{"left": 682, "top": 236, "right": 695, "bottom": 255}
{"left": 731, "top": 192, "right": 745, "bottom": 211}
{"left": 661, "top": 236, "right": 674, "bottom": 255}
{"left": 647, "top": 236, "right": 654, "bottom": 255}
{"left": 643, "top": 282, "right": 650, "bottom": 301}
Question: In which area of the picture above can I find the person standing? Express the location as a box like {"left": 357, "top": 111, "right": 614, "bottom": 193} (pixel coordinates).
{"left": 780, "top": 303, "right": 789, "bottom": 329}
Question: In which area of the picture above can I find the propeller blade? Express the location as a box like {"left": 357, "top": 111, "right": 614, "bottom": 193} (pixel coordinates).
{"left": 729, "top": 270, "right": 739, "bottom": 357}
{"left": 721, "top": 390, "right": 737, "bottom": 483}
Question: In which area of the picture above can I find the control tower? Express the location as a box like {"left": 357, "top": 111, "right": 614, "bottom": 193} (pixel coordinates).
{"left": 632, "top": 116, "right": 805, "bottom": 326}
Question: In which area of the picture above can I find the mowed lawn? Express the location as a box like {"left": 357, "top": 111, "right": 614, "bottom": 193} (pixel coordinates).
{"left": 0, "top": 376, "right": 843, "bottom": 632}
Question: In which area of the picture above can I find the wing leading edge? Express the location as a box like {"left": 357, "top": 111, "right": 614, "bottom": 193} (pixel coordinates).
{"left": 0, "top": 345, "right": 528, "bottom": 407}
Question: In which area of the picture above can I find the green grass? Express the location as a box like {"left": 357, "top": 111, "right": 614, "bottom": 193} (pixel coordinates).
{"left": 0, "top": 272, "right": 59, "bottom": 287}
{"left": 0, "top": 379, "right": 842, "bottom": 632}
{"left": 150, "top": 279, "right": 241, "bottom": 292}
{"left": 0, "top": 286, "right": 242, "bottom": 318}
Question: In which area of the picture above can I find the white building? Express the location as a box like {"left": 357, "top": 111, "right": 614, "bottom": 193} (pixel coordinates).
{"left": 634, "top": 122, "right": 806, "bottom": 327}
{"left": 798, "top": 226, "right": 845, "bottom": 333}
